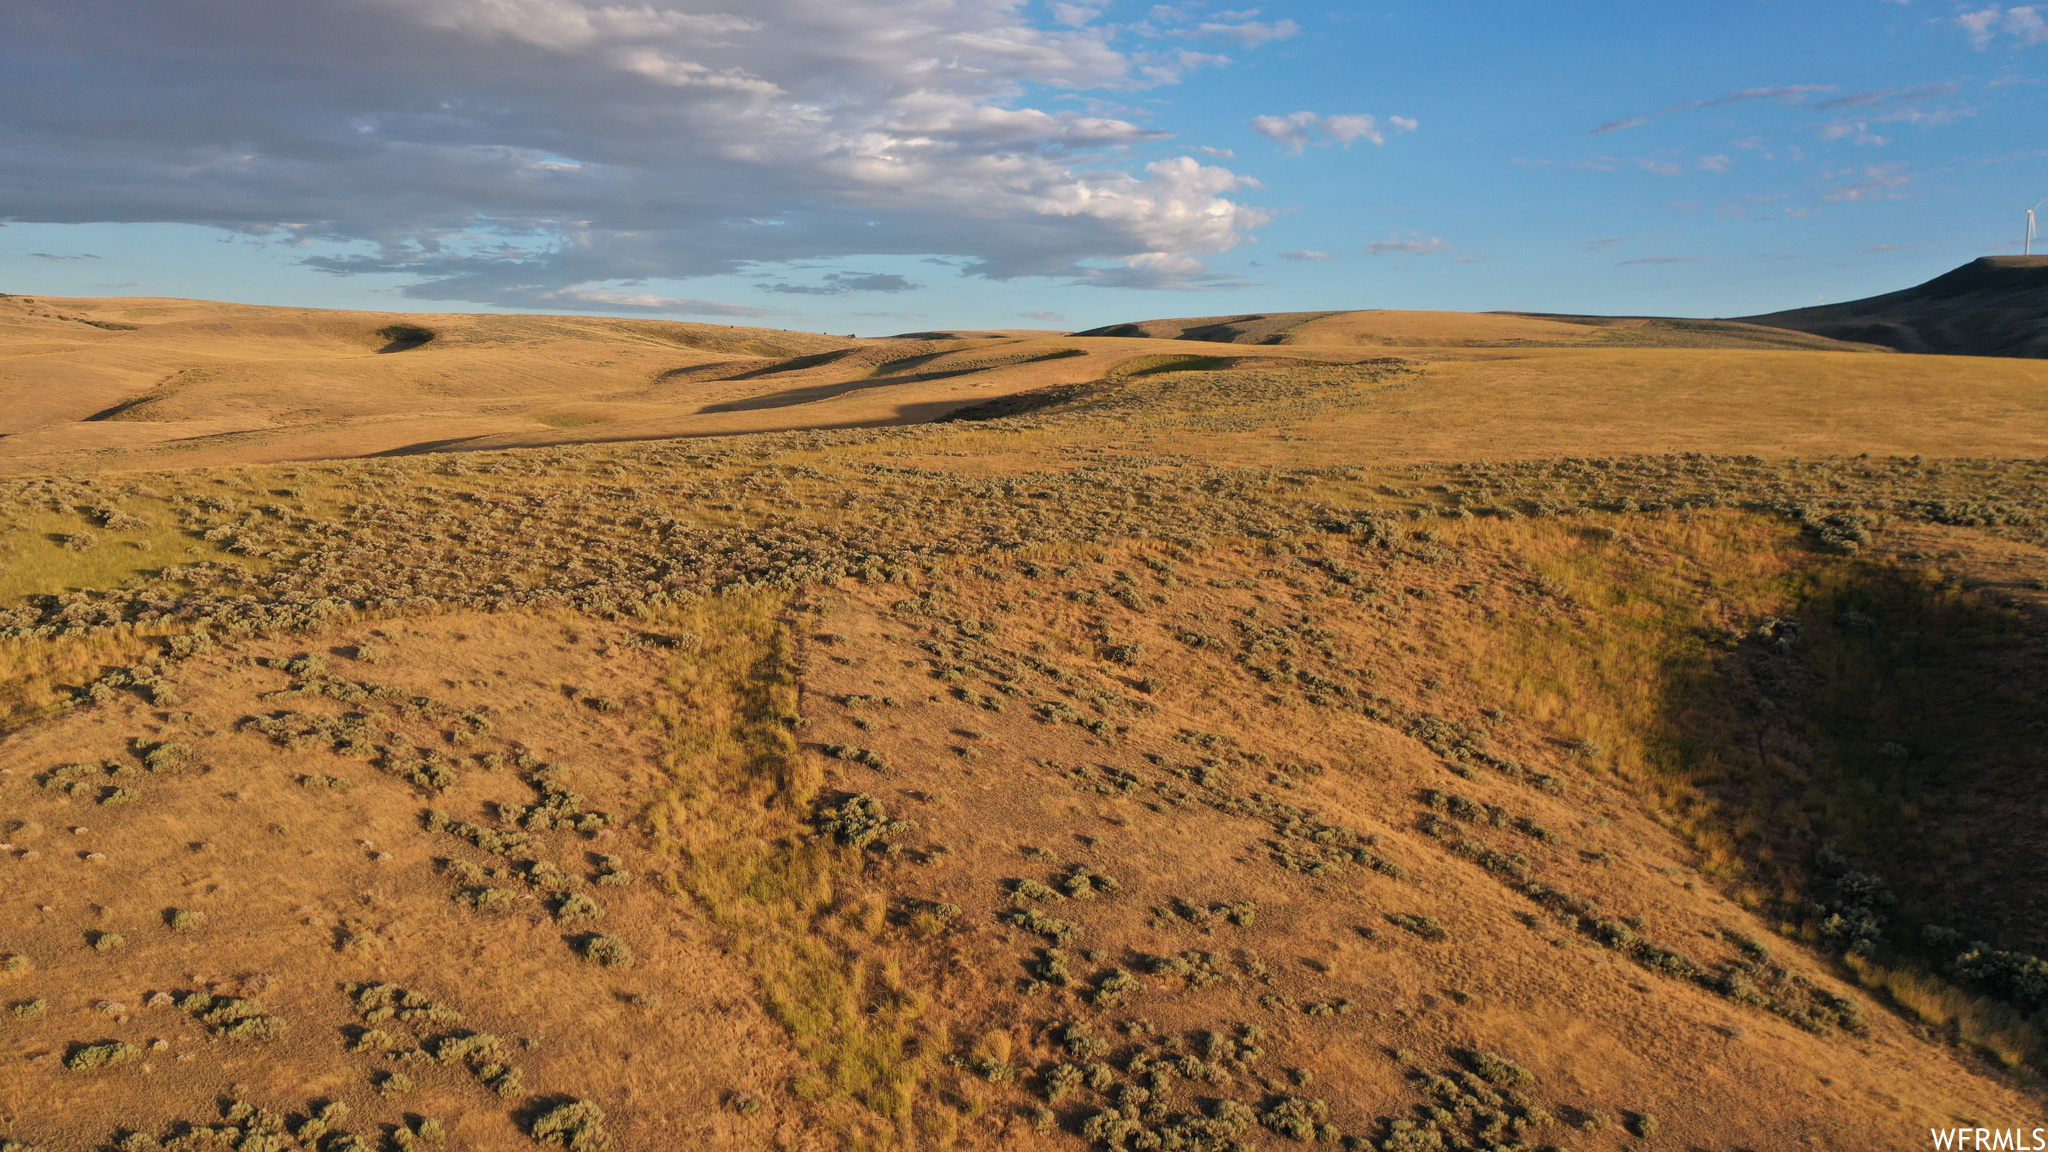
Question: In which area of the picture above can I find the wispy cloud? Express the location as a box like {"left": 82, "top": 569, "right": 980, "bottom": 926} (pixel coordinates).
{"left": 1822, "top": 162, "right": 1915, "bottom": 202}
{"left": 1021, "top": 310, "right": 1066, "bottom": 323}
{"left": 1593, "top": 85, "right": 1836, "bottom": 133}
{"left": 1571, "top": 155, "right": 1696, "bottom": 175}
{"left": 1251, "top": 111, "right": 1416, "bottom": 154}
{"left": 761, "top": 272, "right": 917, "bottom": 295}
{"left": 1185, "top": 19, "right": 1298, "bottom": 46}
{"left": 27, "top": 252, "right": 101, "bottom": 261}
{"left": 1579, "top": 237, "right": 1632, "bottom": 250}
{"left": 532, "top": 287, "right": 779, "bottom": 317}
{"left": 1278, "top": 249, "right": 1334, "bottom": 261}
{"left": 1862, "top": 243, "right": 1914, "bottom": 252}
{"left": 1619, "top": 256, "right": 1707, "bottom": 265}
{"left": 1813, "top": 82, "right": 1959, "bottom": 110}
{"left": 1366, "top": 234, "right": 1449, "bottom": 256}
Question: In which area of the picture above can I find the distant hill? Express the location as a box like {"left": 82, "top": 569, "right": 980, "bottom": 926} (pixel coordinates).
{"left": 1069, "top": 311, "right": 1341, "bottom": 343}
{"left": 1740, "top": 256, "right": 2048, "bottom": 358}
{"left": 1075, "top": 308, "right": 1886, "bottom": 351}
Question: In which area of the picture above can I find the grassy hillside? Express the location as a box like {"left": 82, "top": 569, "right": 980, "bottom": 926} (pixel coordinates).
{"left": 1, "top": 299, "right": 2047, "bottom": 1150}
{"left": 6, "top": 295, "right": 2045, "bottom": 476}
{"left": 1742, "top": 256, "right": 2048, "bottom": 358}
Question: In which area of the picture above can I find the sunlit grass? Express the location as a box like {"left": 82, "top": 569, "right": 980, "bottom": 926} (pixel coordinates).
{"left": 645, "top": 591, "right": 931, "bottom": 1147}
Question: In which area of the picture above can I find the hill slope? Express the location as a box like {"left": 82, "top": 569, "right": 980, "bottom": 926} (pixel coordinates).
{"left": 7, "top": 294, "right": 2048, "bottom": 475}
{"left": 0, "top": 359, "right": 2047, "bottom": 1150}
{"left": 1740, "top": 256, "right": 2048, "bottom": 358}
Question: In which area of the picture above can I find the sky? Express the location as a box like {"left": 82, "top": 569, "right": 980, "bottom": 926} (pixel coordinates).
{"left": 3, "top": 0, "right": 2045, "bottom": 333}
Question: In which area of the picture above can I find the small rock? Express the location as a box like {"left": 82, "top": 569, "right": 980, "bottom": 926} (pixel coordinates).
{"left": 146, "top": 992, "right": 174, "bottom": 1008}
{"left": 83, "top": 852, "right": 107, "bottom": 862}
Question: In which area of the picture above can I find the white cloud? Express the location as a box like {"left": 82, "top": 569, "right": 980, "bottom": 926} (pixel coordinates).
{"left": 1021, "top": 309, "right": 1066, "bottom": 322}
{"left": 1250, "top": 112, "right": 1318, "bottom": 153}
{"left": 1698, "top": 154, "right": 1732, "bottom": 172}
{"left": 0, "top": 0, "right": 1300, "bottom": 306}
{"left": 1278, "top": 249, "right": 1333, "bottom": 261}
{"left": 1961, "top": 6, "right": 2048, "bottom": 47}
{"left": 1250, "top": 111, "right": 1416, "bottom": 154}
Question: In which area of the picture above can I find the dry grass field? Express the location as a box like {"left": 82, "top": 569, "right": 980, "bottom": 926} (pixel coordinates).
{"left": 2, "top": 293, "right": 2048, "bottom": 1151}
{"left": 6, "top": 293, "right": 2045, "bottom": 474}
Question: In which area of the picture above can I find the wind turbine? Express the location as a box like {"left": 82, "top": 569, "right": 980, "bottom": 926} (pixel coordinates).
{"left": 2030, "top": 198, "right": 2047, "bottom": 256}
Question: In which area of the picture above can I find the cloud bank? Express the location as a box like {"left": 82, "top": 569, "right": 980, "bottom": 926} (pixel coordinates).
{"left": 0, "top": 0, "right": 1291, "bottom": 309}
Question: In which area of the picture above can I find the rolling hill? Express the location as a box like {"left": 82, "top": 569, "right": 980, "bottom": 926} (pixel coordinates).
{"left": 2, "top": 286, "right": 2048, "bottom": 1150}
{"left": 1740, "top": 256, "right": 2048, "bottom": 358}
{"left": 5, "top": 292, "right": 2047, "bottom": 477}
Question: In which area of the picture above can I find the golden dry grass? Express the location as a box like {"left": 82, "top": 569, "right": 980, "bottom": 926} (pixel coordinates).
{"left": 0, "top": 611, "right": 821, "bottom": 1149}
{"left": 7, "top": 293, "right": 2046, "bottom": 474}
{"left": 1283, "top": 309, "right": 1610, "bottom": 346}
{"left": 4, "top": 290, "right": 2048, "bottom": 1150}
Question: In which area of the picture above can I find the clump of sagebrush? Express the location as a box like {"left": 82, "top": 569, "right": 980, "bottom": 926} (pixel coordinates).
{"left": 1462, "top": 1049, "right": 1532, "bottom": 1086}
{"left": 812, "top": 792, "right": 916, "bottom": 849}
{"left": 578, "top": 935, "right": 634, "bottom": 967}
{"left": 462, "top": 887, "right": 519, "bottom": 913}
{"left": 1058, "top": 864, "right": 1120, "bottom": 899}
{"left": 346, "top": 981, "right": 464, "bottom": 1027}
{"left": 1009, "top": 908, "right": 1081, "bottom": 944}
{"left": 591, "top": 854, "right": 634, "bottom": 886}
{"left": 1387, "top": 913, "right": 1448, "bottom": 941}
{"left": 64, "top": 1040, "right": 140, "bottom": 1072}
{"left": 175, "top": 992, "right": 285, "bottom": 1041}
{"left": 108, "top": 1095, "right": 357, "bottom": 1152}
{"left": 531, "top": 1099, "right": 615, "bottom": 1151}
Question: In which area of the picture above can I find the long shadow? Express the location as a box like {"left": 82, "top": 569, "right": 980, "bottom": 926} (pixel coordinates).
{"left": 1661, "top": 551, "right": 2048, "bottom": 958}
{"left": 695, "top": 365, "right": 994, "bottom": 413}
{"left": 369, "top": 436, "right": 490, "bottom": 457}
{"left": 375, "top": 324, "right": 435, "bottom": 353}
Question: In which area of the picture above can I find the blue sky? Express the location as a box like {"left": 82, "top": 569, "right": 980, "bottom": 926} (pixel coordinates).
{"left": 3, "top": 0, "right": 2044, "bottom": 332}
